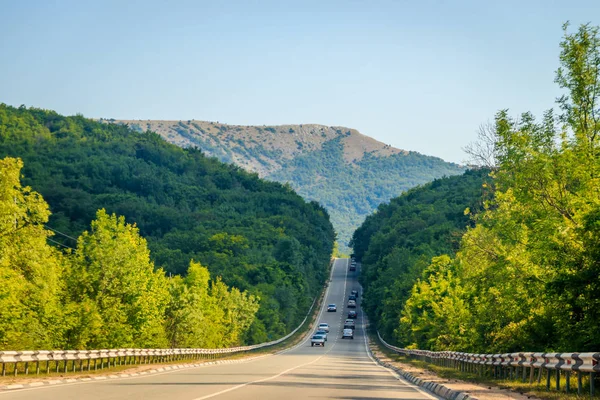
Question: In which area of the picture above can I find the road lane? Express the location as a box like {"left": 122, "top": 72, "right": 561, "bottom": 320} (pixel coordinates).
{"left": 0, "top": 258, "right": 437, "bottom": 400}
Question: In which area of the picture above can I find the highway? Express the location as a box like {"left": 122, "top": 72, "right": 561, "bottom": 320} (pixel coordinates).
{"left": 0, "top": 258, "right": 437, "bottom": 400}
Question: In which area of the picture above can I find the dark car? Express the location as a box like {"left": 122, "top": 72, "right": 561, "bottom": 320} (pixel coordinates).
{"left": 351, "top": 290, "right": 358, "bottom": 296}
{"left": 348, "top": 294, "right": 357, "bottom": 301}
{"left": 348, "top": 310, "right": 357, "bottom": 319}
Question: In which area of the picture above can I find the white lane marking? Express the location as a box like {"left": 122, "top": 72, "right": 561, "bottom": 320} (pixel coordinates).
{"left": 191, "top": 260, "right": 348, "bottom": 400}
{"left": 357, "top": 262, "right": 439, "bottom": 400}
{"left": 190, "top": 352, "right": 328, "bottom": 400}
{"left": 276, "top": 258, "right": 340, "bottom": 352}
{"left": 0, "top": 262, "right": 343, "bottom": 396}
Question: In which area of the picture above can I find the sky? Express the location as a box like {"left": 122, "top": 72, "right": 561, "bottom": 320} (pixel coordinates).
{"left": 1, "top": 0, "right": 598, "bottom": 163}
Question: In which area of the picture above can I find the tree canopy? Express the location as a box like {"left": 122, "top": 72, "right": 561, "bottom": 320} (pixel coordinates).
{"left": 355, "top": 22, "right": 600, "bottom": 353}
{"left": 0, "top": 105, "right": 335, "bottom": 345}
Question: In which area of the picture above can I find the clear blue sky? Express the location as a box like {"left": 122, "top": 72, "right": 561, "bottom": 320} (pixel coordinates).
{"left": 1, "top": 0, "right": 597, "bottom": 163}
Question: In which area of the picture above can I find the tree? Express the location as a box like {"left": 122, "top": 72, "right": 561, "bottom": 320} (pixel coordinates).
{"left": 463, "top": 121, "right": 499, "bottom": 168}
{"left": 0, "top": 157, "right": 66, "bottom": 349}
{"left": 67, "top": 210, "right": 169, "bottom": 348}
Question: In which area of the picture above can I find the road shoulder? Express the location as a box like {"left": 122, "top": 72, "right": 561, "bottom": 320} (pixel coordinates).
{"left": 368, "top": 336, "right": 542, "bottom": 400}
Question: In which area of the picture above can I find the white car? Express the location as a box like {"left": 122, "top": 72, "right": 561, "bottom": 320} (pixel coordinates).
{"left": 342, "top": 328, "right": 354, "bottom": 339}
{"left": 311, "top": 334, "right": 326, "bottom": 347}
{"left": 318, "top": 323, "right": 329, "bottom": 332}
{"left": 327, "top": 304, "right": 337, "bottom": 312}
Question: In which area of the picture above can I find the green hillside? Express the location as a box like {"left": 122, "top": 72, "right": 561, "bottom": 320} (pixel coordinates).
{"left": 0, "top": 104, "right": 335, "bottom": 344}
{"left": 110, "top": 119, "right": 465, "bottom": 250}
{"left": 351, "top": 169, "right": 490, "bottom": 340}
{"left": 269, "top": 137, "right": 467, "bottom": 247}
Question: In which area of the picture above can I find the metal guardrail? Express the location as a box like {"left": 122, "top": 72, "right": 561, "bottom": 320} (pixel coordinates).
{"left": 0, "top": 293, "right": 322, "bottom": 378}
{"left": 377, "top": 331, "right": 600, "bottom": 396}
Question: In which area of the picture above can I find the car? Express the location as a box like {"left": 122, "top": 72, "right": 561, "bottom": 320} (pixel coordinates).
{"left": 342, "top": 328, "right": 354, "bottom": 339}
{"left": 318, "top": 323, "right": 330, "bottom": 332}
{"left": 348, "top": 310, "right": 357, "bottom": 319}
{"left": 347, "top": 300, "right": 356, "bottom": 308}
{"left": 349, "top": 264, "right": 356, "bottom": 271}
{"left": 348, "top": 294, "right": 357, "bottom": 301}
{"left": 327, "top": 304, "right": 337, "bottom": 312}
{"left": 344, "top": 319, "right": 355, "bottom": 330}
{"left": 315, "top": 330, "right": 328, "bottom": 341}
{"left": 311, "top": 334, "right": 326, "bottom": 347}
{"left": 351, "top": 290, "right": 359, "bottom": 296}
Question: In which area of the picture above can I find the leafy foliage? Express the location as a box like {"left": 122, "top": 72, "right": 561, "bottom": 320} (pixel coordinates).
{"left": 0, "top": 163, "right": 261, "bottom": 350}
{"left": 0, "top": 106, "right": 335, "bottom": 345}
{"left": 359, "top": 23, "right": 600, "bottom": 353}
{"left": 0, "top": 157, "right": 66, "bottom": 349}
{"left": 351, "top": 169, "right": 489, "bottom": 340}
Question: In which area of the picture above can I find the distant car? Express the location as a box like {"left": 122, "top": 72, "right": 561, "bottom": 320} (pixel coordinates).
{"left": 344, "top": 319, "right": 355, "bottom": 330}
{"left": 327, "top": 304, "right": 337, "bottom": 312}
{"left": 351, "top": 290, "right": 359, "bottom": 297}
{"left": 315, "top": 330, "right": 328, "bottom": 341}
{"left": 349, "top": 264, "right": 356, "bottom": 271}
{"left": 311, "top": 334, "right": 326, "bottom": 347}
{"left": 318, "top": 323, "right": 330, "bottom": 333}
{"left": 347, "top": 300, "right": 356, "bottom": 308}
{"left": 342, "top": 328, "right": 354, "bottom": 339}
{"left": 348, "top": 294, "right": 357, "bottom": 301}
{"left": 348, "top": 310, "right": 357, "bottom": 319}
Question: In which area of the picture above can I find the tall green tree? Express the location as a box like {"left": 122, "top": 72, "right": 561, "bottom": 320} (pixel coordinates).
{"left": 0, "top": 157, "right": 65, "bottom": 349}
{"left": 67, "top": 210, "right": 169, "bottom": 348}
{"left": 380, "top": 22, "right": 600, "bottom": 352}
{"left": 164, "top": 260, "right": 259, "bottom": 348}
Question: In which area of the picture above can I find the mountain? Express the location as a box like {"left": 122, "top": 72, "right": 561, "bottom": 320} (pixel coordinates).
{"left": 0, "top": 104, "right": 335, "bottom": 343}
{"left": 108, "top": 119, "right": 466, "bottom": 249}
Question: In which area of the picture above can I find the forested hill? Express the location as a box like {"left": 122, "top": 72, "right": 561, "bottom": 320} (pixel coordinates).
{"left": 351, "top": 169, "right": 490, "bottom": 341}
{"left": 109, "top": 119, "right": 465, "bottom": 249}
{"left": 0, "top": 104, "right": 335, "bottom": 344}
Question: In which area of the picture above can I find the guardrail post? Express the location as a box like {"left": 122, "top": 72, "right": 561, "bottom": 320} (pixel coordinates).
{"left": 546, "top": 368, "right": 551, "bottom": 390}
{"left": 556, "top": 369, "right": 560, "bottom": 391}
{"left": 2, "top": 362, "right": 5, "bottom": 376}
{"left": 578, "top": 371, "right": 582, "bottom": 394}
{"left": 591, "top": 372, "right": 596, "bottom": 397}
{"left": 529, "top": 365, "right": 534, "bottom": 384}
{"left": 566, "top": 371, "right": 570, "bottom": 393}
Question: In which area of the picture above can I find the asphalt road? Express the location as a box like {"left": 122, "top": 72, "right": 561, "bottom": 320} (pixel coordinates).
{"left": 0, "top": 258, "right": 437, "bottom": 400}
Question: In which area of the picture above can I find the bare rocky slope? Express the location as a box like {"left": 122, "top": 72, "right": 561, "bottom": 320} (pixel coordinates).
{"left": 107, "top": 119, "right": 465, "bottom": 249}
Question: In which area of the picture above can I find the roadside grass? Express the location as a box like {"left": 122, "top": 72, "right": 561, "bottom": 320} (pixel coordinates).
{"left": 370, "top": 332, "right": 598, "bottom": 400}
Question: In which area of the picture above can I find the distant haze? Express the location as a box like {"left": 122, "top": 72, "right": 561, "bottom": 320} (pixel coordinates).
{"left": 1, "top": 1, "right": 598, "bottom": 163}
